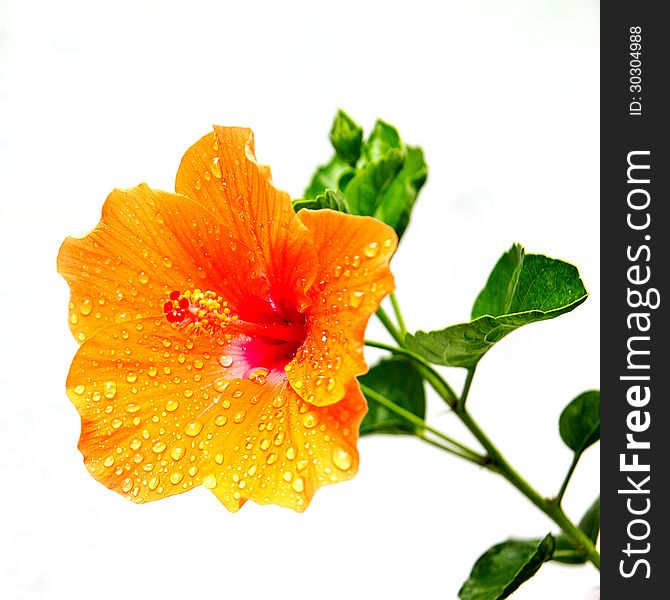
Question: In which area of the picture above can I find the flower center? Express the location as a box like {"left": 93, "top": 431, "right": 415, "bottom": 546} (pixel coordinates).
{"left": 164, "top": 288, "right": 308, "bottom": 369}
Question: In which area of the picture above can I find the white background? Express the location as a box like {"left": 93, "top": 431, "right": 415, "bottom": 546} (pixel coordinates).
{"left": 0, "top": 1, "right": 599, "bottom": 599}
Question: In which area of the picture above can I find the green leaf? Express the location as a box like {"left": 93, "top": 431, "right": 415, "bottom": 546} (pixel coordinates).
{"left": 358, "top": 357, "right": 425, "bottom": 435}
{"left": 472, "top": 244, "right": 524, "bottom": 319}
{"left": 329, "top": 110, "right": 363, "bottom": 167}
{"left": 405, "top": 246, "right": 588, "bottom": 368}
{"left": 553, "top": 497, "right": 600, "bottom": 564}
{"left": 361, "top": 119, "right": 402, "bottom": 163}
{"left": 343, "top": 148, "right": 405, "bottom": 216}
{"left": 372, "top": 145, "right": 428, "bottom": 239}
{"left": 304, "top": 155, "right": 353, "bottom": 199}
{"left": 459, "top": 535, "right": 555, "bottom": 600}
{"left": 559, "top": 390, "right": 600, "bottom": 454}
{"left": 292, "top": 189, "right": 351, "bottom": 213}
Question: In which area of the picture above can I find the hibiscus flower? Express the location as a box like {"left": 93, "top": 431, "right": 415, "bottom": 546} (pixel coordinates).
{"left": 58, "top": 126, "right": 397, "bottom": 511}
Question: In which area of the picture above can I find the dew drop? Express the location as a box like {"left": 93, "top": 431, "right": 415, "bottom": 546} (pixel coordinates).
{"left": 79, "top": 299, "right": 93, "bottom": 316}
{"left": 147, "top": 366, "right": 158, "bottom": 378}
{"left": 332, "top": 447, "right": 353, "bottom": 471}
{"left": 266, "top": 453, "right": 278, "bottom": 465}
{"left": 188, "top": 465, "right": 199, "bottom": 477}
{"left": 111, "top": 418, "right": 123, "bottom": 429}
{"left": 103, "top": 456, "right": 115, "bottom": 468}
{"left": 202, "top": 474, "right": 217, "bottom": 489}
{"left": 138, "top": 271, "right": 149, "bottom": 284}
{"left": 364, "top": 241, "right": 380, "bottom": 258}
{"left": 286, "top": 446, "right": 296, "bottom": 461}
{"left": 184, "top": 421, "right": 203, "bottom": 437}
{"left": 126, "top": 372, "right": 138, "bottom": 384}
{"left": 247, "top": 464, "right": 257, "bottom": 477}
{"left": 169, "top": 471, "right": 184, "bottom": 485}
{"left": 214, "top": 415, "right": 228, "bottom": 427}
{"left": 214, "top": 453, "right": 224, "bottom": 465}
{"left": 170, "top": 446, "right": 185, "bottom": 461}
{"left": 302, "top": 412, "right": 319, "bottom": 429}
{"left": 220, "top": 355, "right": 233, "bottom": 368}
{"left": 232, "top": 389, "right": 244, "bottom": 399}
{"left": 165, "top": 399, "right": 179, "bottom": 412}
{"left": 349, "top": 290, "right": 365, "bottom": 309}
{"left": 130, "top": 438, "right": 142, "bottom": 451}
{"left": 291, "top": 477, "right": 305, "bottom": 493}
{"left": 73, "top": 384, "right": 85, "bottom": 395}
{"left": 193, "top": 359, "right": 204, "bottom": 370}
{"left": 233, "top": 411, "right": 246, "bottom": 424}
{"left": 152, "top": 441, "right": 167, "bottom": 453}
{"left": 121, "top": 478, "right": 133, "bottom": 493}
{"left": 103, "top": 381, "right": 117, "bottom": 399}
{"left": 211, "top": 157, "right": 222, "bottom": 178}
{"left": 125, "top": 403, "right": 141, "bottom": 413}
{"left": 248, "top": 367, "right": 269, "bottom": 385}
{"left": 148, "top": 476, "right": 159, "bottom": 490}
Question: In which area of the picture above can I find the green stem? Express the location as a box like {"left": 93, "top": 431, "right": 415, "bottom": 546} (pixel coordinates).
{"left": 390, "top": 293, "right": 407, "bottom": 335}
{"left": 358, "top": 383, "right": 488, "bottom": 466}
{"left": 458, "top": 408, "right": 600, "bottom": 570}
{"left": 556, "top": 453, "right": 581, "bottom": 506}
{"left": 364, "top": 339, "right": 459, "bottom": 408}
{"left": 372, "top": 309, "right": 601, "bottom": 570}
{"left": 416, "top": 432, "right": 497, "bottom": 471}
{"left": 375, "top": 306, "right": 404, "bottom": 346}
{"left": 458, "top": 367, "right": 476, "bottom": 412}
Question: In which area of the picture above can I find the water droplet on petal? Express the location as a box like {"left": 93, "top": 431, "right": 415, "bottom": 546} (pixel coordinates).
{"left": 73, "top": 384, "right": 85, "bottom": 395}
{"left": 302, "top": 412, "right": 319, "bottom": 428}
{"left": 214, "top": 415, "right": 228, "bottom": 427}
{"left": 349, "top": 290, "right": 365, "bottom": 309}
{"left": 103, "top": 456, "right": 115, "bottom": 468}
{"left": 169, "top": 472, "right": 184, "bottom": 485}
{"left": 121, "top": 478, "right": 133, "bottom": 493}
{"left": 111, "top": 418, "right": 123, "bottom": 429}
{"left": 202, "top": 474, "right": 217, "bottom": 489}
{"left": 79, "top": 299, "right": 93, "bottom": 316}
{"left": 148, "top": 476, "right": 159, "bottom": 490}
{"left": 130, "top": 438, "right": 142, "bottom": 451}
{"left": 184, "top": 421, "right": 203, "bottom": 437}
{"left": 233, "top": 411, "right": 246, "bottom": 424}
{"left": 103, "top": 381, "right": 117, "bottom": 399}
{"left": 291, "top": 477, "right": 304, "bottom": 493}
{"left": 211, "top": 157, "right": 222, "bottom": 178}
{"left": 214, "top": 453, "right": 224, "bottom": 465}
{"left": 165, "top": 399, "right": 179, "bottom": 412}
{"left": 138, "top": 271, "right": 149, "bottom": 284}
{"left": 266, "top": 453, "right": 278, "bottom": 465}
{"left": 220, "top": 355, "right": 233, "bottom": 368}
{"left": 332, "top": 447, "right": 353, "bottom": 471}
{"left": 152, "top": 441, "right": 167, "bottom": 453}
{"left": 170, "top": 446, "right": 185, "bottom": 461}
{"left": 286, "top": 446, "right": 296, "bottom": 460}
{"left": 248, "top": 367, "right": 269, "bottom": 385}
{"left": 364, "top": 241, "right": 380, "bottom": 258}
{"left": 126, "top": 372, "right": 138, "bottom": 383}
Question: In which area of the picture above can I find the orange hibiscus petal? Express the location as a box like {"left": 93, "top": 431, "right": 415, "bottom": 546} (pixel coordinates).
{"left": 210, "top": 379, "right": 366, "bottom": 512}
{"left": 67, "top": 318, "right": 365, "bottom": 511}
{"left": 286, "top": 209, "right": 397, "bottom": 406}
{"left": 175, "top": 126, "right": 318, "bottom": 314}
{"left": 57, "top": 184, "right": 263, "bottom": 343}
